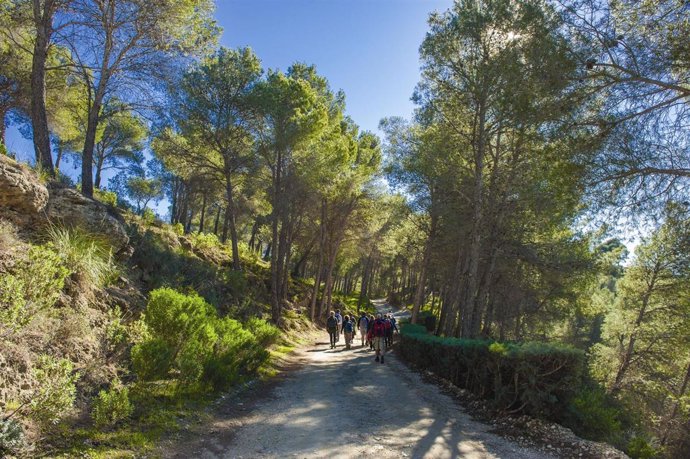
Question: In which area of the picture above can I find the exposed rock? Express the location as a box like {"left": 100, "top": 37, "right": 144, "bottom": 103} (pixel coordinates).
{"left": 0, "top": 155, "right": 49, "bottom": 226}
{"left": 45, "top": 183, "right": 129, "bottom": 253}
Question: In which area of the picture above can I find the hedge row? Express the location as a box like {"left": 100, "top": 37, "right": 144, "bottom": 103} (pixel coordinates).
{"left": 399, "top": 324, "right": 585, "bottom": 421}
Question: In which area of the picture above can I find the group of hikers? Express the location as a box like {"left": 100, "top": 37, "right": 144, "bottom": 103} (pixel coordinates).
{"left": 325, "top": 310, "right": 399, "bottom": 363}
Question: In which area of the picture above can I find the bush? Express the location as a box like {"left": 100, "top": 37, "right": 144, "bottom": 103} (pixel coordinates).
{"left": 30, "top": 355, "right": 79, "bottom": 426}
{"left": 94, "top": 188, "right": 118, "bottom": 207}
{"left": 0, "top": 245, "right": 69, "bottom": 330}
{"left": 92, "top": 385, "right": 134, "bottom": 427}
{"left": 172, "top": 223, "right": 184, "bottom": 236}
{"left": 132, "top": 338, "right": 174, "bottom": 381}
{"left": 627, "top": 437, "right": 657, "bottom": 459}
{"left": 564, "top": 385, "right": 622, "bottom": 442}
{"left": 399, "top": 324, "right": 584, "bottom": 420}
{"left": 142, "top": 208, "right": 156, "bottom": 225}
{"left": 0, "top": 418, "right": 25, "bottom": 455}
{"left": 132, "top": 288, "right": 279, "bottom": 391}
{"left": 46, "top": 225, "right": 118, "bottom": 289}
{"left": 190, "top": 232, "right": 222, "bottom": 251}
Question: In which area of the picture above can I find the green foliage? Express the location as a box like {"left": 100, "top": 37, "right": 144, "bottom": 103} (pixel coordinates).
{"left": 0, "top": 245, "right": 69, "bottom": 330}
{"left": 627, "top": 437, "right": 657, "bottom": 459}
{"left": 0, "top": 418, "right": 25, "bottom": 456}
{"left": 399, "top": 324, "right": 584, "bottom": 420}
{"left": 563, "top": 386, "right": 623, "bottom": 443}
{"left": 172, "top": 223, "right": 184, "bottom": 236}
{"left": 141, "top": 207, "right": 156, "bottom": 225}
{"left": 94, "top": 188, "right": 118, "bottom": 207}
{"left": 46, "top": 225, "right": 119, "bottom": 289}
{"left": 190, "top": 232, "right": 223, "bottom": 251}
{"left": 30, "top": 355, "right": 79, "bottom": 427}
{"left": 92, "top": 386, "right": 134, "bottom": 427}
{"left": 132, "top": 338, "right": 174, "bottom": 381}
{"left": 132, "top": 288, "right": 279, "bottom": 389}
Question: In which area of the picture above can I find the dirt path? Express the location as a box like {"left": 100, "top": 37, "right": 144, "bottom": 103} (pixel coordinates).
{"left": 167, "top": 333, "right": 556, "bottom": 459}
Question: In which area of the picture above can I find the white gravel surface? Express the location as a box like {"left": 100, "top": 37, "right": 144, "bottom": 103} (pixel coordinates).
{"left": 182, "top": 339, "right": 557, "bottom": 459}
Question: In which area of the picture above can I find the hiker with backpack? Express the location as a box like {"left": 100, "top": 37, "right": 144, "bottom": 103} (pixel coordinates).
{"left": 357, "top": 312, "right": 369, "bottom": 347}
{"left": 342, "top": 315, "right": 354, "bottom": 349}
{"left": 326, "top": 311, "right": 339, "bottom": 349}
{"left": 334, "top": 309, "right": 343, "bottom": 343}
{"left": 370, "top": 313, "right": 387, "bottom": 363}
{"left": 367, "top": 314, "right": 375, "bottom": 350}
{"left": 384, "top": 314, "right": 393, "bottom": 347}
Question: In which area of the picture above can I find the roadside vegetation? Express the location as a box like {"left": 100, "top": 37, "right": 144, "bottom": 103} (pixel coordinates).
{"left": 2, "top": 0, "right": 689, "bottom": 457}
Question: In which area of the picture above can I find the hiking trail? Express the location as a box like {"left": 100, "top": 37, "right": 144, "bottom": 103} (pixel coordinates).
{"left": 163, "top": 302, "right": 555, "bottom": 459}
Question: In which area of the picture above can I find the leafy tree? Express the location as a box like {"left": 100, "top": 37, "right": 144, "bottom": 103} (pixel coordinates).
{"left": 158, "top": 47, "right": 263, "bottom": 270}
{"left": 61, "top": 0, "right": 218, "bottom": 197}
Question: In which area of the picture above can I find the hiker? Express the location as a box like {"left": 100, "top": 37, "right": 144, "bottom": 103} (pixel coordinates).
{"left": 357, "top": 312, "right": 369, "bottom": 347}
{"left": 342, "top": 315, "right": 354, "bottom": 349}
{"left": 384, "top": 314, "right": 393, "bottom": 347}
{"left": 370, "top": 313, "right": 387, "bottom": 363}
{"left": 367, "top": 314, "right": 375, "bottom": 350}
{"left": 334, "top": 309, "right": 343, "bottom": 342}
{"left": 326, "top": 311, "right": 338, "bottom": 349}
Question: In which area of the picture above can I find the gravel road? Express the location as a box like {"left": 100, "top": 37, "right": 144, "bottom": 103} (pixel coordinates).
{"left": 174, "top": 336, "right": 556, "bottom": 459}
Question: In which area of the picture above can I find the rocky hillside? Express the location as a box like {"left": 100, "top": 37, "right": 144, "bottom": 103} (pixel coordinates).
{"left": 0, "top": 155, "right": 312, "bottom": 457}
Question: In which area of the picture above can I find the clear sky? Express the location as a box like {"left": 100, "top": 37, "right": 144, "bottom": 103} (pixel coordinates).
{"left": 216, "top": 0, "right": 453, "bottom": 134}
{"left": 5, "top": 0, "right": 453, "bottom": 178}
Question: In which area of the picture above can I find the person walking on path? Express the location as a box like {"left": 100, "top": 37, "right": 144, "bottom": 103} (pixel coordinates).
{"left": 326, "top": 311, "right": 339, "bottom": 349}
{"left": 367, "top": 314, "right": 375, "bottom": 350}
{"left": 384, "top": 314, "right": 393, "bottom": 348}
{"left": 370, "top": 313, "right": 387, "bottom": 363}
{"left": 334, "top": 309, "right": 343, "bottom": 343}
{"left": 357, "top": 312, "right": 369, "bottom": 347}
{"left": 342, "top": 315, "right": 354, "bottom": 349}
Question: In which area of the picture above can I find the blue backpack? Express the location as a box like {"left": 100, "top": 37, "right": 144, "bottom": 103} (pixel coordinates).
{"left": 344, "top": 321, "right": 353, "bottom": 333}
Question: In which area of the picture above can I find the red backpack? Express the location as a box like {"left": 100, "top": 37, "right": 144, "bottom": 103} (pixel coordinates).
{"left": 373, "top": 319, "right": 386, "bottom": 337}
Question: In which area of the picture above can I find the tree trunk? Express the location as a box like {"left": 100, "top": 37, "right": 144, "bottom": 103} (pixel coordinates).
{"left": 610, "top": 268, "right": 658, "bottom": 394}
{"left": 213, "top": 205, "right": 221, "bottom": 235}
{"left": 94, "top": 148, "right": 105, "bottom": 189}
{"left": 224, "top": 178, "right": 241, "bottom": 270}
{"left": 661, "top": 359, "right": 690, "bottom": 446}
{"left": 412, "top": 206, "right": 437, "bottom": 324}
{"left": 270, "top": 152, "right": 283, "bottom": 324}
{"left": 30, "top": 0, "right": 55, "bottom": 175}
{"left": 461, "top": 94, "right": 487, "bottom": 339}
{"left": 198, "top": 193, "right": 207, "bottom": 233}
{"left": 310, "top": 199, "right": 327, "bottom": 321}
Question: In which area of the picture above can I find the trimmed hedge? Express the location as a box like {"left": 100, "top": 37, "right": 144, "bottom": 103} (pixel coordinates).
{"left": 399, "top": 324, "right": 584, "bottom": 421}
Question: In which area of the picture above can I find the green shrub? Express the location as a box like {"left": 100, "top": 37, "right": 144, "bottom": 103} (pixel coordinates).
{"left": 30, "top": 355, "right": 79, "bottom": 426}
{"left": 399, "top": 324, "right": 584, "bottom": 421}
{"left": 190, "top": 232, "right": 222, "bottom": 251}
{"left": 0, "top": 418, "right": 25, "bottom": 455}
{"left": 132, "top": 338, "right": 174, "bottom": 381}
{"left": 46, "top": 225, "right": 118, "bottom": 288}
{"left": 142, "top": 208, "right": 156, "bottom": 225}
{"left": 245, "top": 317, "right": 280, "bottom": 347}
{"left": 92, "top": 385, "right": 134, "bottom": 427}
{"left": 133, "top": 288, "right": 278, "bottom": 391}
{"left": 0, "top": 245, "right": 69, "bottom": 330}
{"left": 627, "top": 437, "right": 657, "bottom": 459}
{"left": 172, "top": 223, "right": 185, "bottom": 236}
{"left": 564, "top": 386, "right": 622, "bottom": 442}
{"left": 94, "top": 188, "right": 118, "bottom": 207}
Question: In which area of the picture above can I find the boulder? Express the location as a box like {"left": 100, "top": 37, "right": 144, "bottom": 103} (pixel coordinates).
{"left": 0, "top": 154, "right": 49, "bottom": 226}
{"left": 0, "top": 155, "right": 130, "bottom": 254}
{"left": 45, "top": 184, "right": 130, "bottom": 253}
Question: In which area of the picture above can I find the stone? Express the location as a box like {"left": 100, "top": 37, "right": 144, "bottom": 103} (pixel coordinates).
{"left": 45, "top": 183, "right": 129, "bottom": 254}
{"left": 0, "top": 155, "right": 49, "bottom": 226}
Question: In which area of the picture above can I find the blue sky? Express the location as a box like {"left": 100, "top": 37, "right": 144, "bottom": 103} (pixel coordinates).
{"left": 5, "top": 0, "right": 452, "bottom": 197}
{"left": 6, "top": 0, "right": 452, "bottom": 166}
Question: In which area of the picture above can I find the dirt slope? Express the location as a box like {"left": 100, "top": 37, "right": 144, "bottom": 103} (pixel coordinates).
{"left": 168, "top": 337, "right": 556, "bottom": 459}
